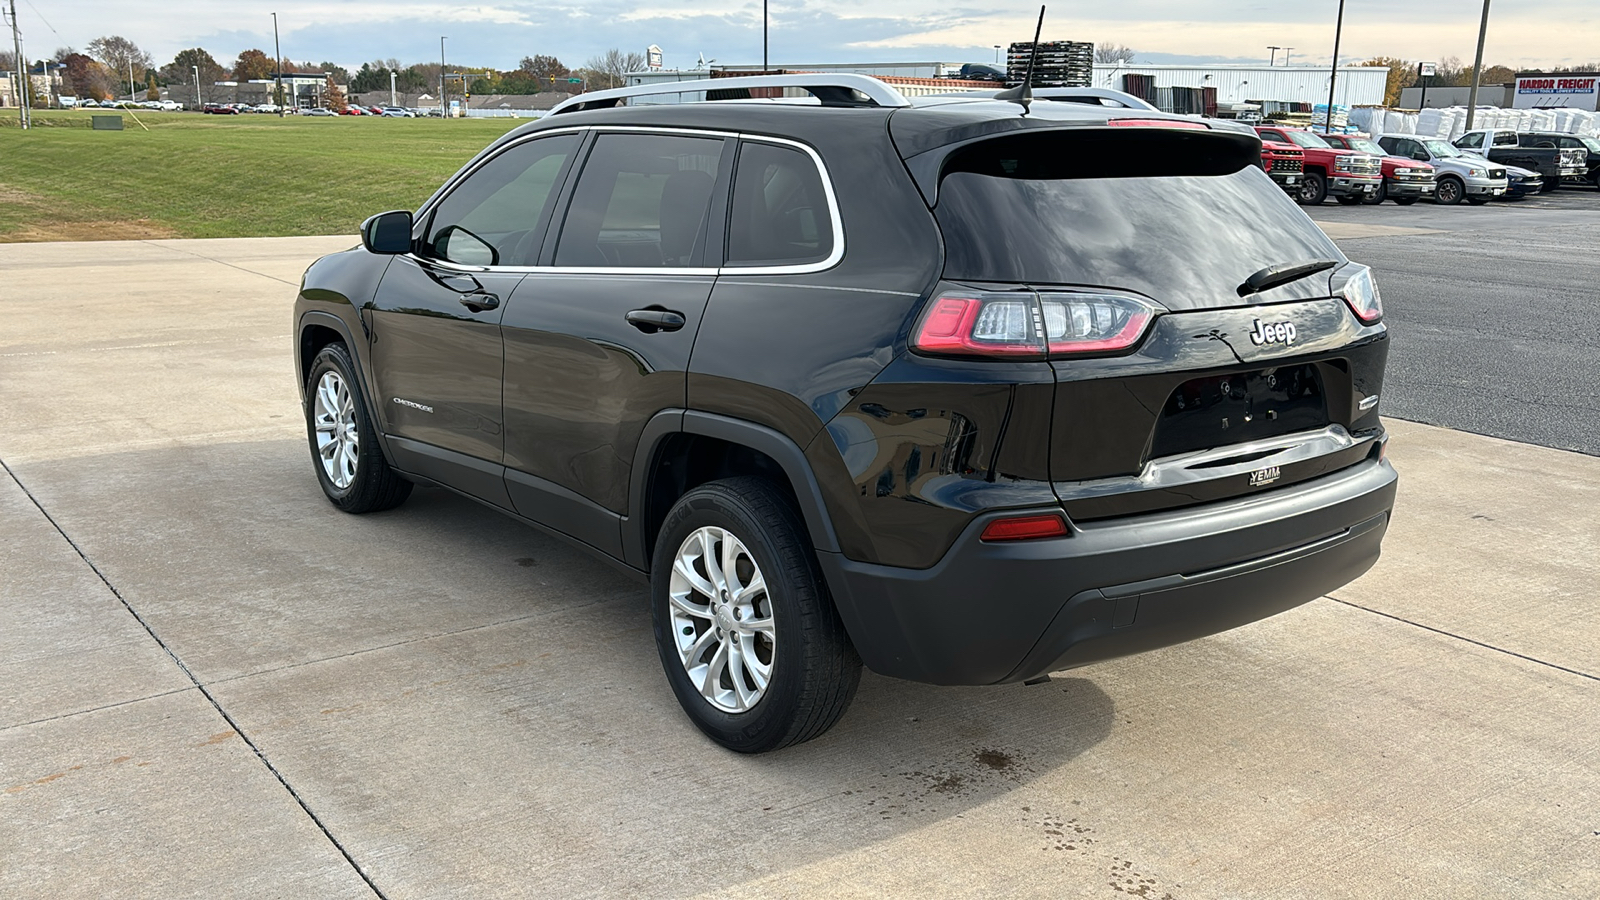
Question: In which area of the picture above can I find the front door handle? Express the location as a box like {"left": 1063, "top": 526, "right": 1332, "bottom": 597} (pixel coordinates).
{"left": 458, "top": 292, "right": 499, "bottom": 313}
{"left": 626, "top": 307, "right": 686, "bottom": 333}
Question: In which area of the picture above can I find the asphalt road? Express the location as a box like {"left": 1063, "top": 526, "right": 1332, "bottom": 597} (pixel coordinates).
{"left": 1311, "top": 188, "right": 1600, "bottom": 455}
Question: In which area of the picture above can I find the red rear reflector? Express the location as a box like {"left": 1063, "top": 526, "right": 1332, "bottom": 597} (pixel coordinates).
{"left": 980, "top": 514, "right": 1070, "bottom": 542}
{"left": 1108, "top": 118, "right": 1209, "bottom": 130}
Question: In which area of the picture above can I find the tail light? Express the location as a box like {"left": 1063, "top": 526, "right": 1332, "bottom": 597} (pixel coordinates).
{"left": 913, "top": 291, "right": 1161, "bottom": 359}
{"left": 1332, "top": 265, "right": 1383, "bottom": 324}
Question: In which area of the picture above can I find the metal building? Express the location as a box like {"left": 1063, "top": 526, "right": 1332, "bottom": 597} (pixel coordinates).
{"left": 1090, "top": 63, "right": 1389, "bottom": 106}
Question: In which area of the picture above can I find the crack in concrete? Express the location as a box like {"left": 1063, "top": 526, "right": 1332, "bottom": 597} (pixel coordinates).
{"left": 136, "top": 239, "right": 302, "bottom": 287}
{"left": 0, "top": 456, "right": 388, "bottom": 900}
{"left": 1, "top": 687, "right": 197, "bottom": 734}
{"left": 1327, "top": 594, "right": 1599, "bottom": 684}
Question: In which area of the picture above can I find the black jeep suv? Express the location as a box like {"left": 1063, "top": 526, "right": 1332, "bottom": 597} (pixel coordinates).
{"left": 294, "top": 76, "right": 1397, "bottom": 753}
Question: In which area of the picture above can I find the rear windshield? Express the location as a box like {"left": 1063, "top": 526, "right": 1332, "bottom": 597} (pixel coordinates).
{"left": 936, "top": 153, "right": 1341, "bottom": 303}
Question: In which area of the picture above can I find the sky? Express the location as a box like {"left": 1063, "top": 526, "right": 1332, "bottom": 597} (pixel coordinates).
{"left": 16, "top": 0, "right": 1600, "bottom": 74}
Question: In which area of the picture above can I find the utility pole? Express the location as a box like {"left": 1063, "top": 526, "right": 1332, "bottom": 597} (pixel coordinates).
{"left": 192, "top": 64, "right": 200, "bottom": 110}
{"left": 1323, "top": 0, "right": 1345, "bottom": 133}
{"left": 1465, "top": 0, "right": 1492, "bottom": 131}
{"left": 439, "top": 36, "right": 446, "bottom": 117}
{"left": 1268, "top": 46, "right": 1280, "bottom": 67}
{"left": 272, "top": 12, "right": 284, "bottom": 113}
{"left": 1284, "top": 47, "right": 1294, "bottom": 66}
{"left": 389, "top": 70, "right": 396, "bottom": 107}
{"left": 762, "top": 0, "right": 768, "bottom": 72}
{"left": 127, "top": 59, "right": 135, "bottom": 103}
{"left": 8, "top": 0, "right": 26, "bottom": 128}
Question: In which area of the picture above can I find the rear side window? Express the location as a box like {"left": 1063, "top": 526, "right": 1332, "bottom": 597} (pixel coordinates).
{"left": 554, "top": 132, "right": 724, "bottom": 268}
{"left": 934, "top": 131, "right": 1341, "bottom": 305}
{"left": 725, "top": 141, "right": 834, "bottom": 268}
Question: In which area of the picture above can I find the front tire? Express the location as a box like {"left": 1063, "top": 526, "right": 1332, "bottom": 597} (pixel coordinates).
{"left": 304, "top": 343, "right": 412, "bottom": 513}
{"left": 1435, "top": 176, "right": 1465, "bottom": 205}
{"left": 651, "top": 477, "right": 861, "bottom": 753}
{"left": 1467, "top": 196, "right": 1491, "bottom": 205}
{"left": 1394, "top": 197, "right": 1419, "bottom": 205}
{"left": 1297, "top": 172, "right": 1327, "bottom": 205}
{"left": 1364, "top": 181, "right": 1388, "bottom": 205}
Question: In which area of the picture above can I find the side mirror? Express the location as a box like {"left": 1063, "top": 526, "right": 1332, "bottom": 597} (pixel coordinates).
{"left": 361, "top": 210, "right": 413, "bottom": 255}
{"left": 1413, "top": 151, "right": 1429, "bottom": 162}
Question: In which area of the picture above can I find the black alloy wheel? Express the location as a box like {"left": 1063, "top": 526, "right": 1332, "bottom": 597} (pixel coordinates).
{"left": 1297, "top": 172, "right": 1328, "bottom": 205}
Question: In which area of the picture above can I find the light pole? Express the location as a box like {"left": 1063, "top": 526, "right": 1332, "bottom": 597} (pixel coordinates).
{"left": 1324, "top": 0, "right": 1346, "bottom": 133}
{"left": 439, "top": 36, "right": 446, "bottom": 117}
{"left": 1465, "top": 0, "right": 1492, "bottom": 130}
{"left": 993, "top": 45, "right": 1001, "bottom": 66}
{"left": 1268, "top": 46, "right": 1280, "bottom": 66}
{"left": 192, "top": 64, "right": 200, "bottom": 110}
{"left": 1283, "top": 47, "right": 1294, "bottom": 66}
{"left": 390, "top": 70, "right": 396, "bottom": 107}
{"left": 272, "top": 12, "right": 284, "bottom": 113}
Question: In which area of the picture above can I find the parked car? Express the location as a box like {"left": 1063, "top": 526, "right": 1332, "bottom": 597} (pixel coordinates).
{"left": 1259, "top": 138, "right": 1305, "bottom": 194}
{"left": 303, "top": 107, "right": 337, "bottom": 117}
{"left": 1254, "top": 125, "right": 1383, "bottom": 205}
{"left": 294, "top": 75, "right": 1398, "bottom": 752}
{"left": 1496, "top": 163, "right": 1544, "bottom": 199}
{"left": 202, "top": 104, "right": 240, "bottom": 115}
{"left": 1374, "top": 135, "right": 1507, "bottom": 205}
{"left": 380, "top": 107, "right": 414, "bottom": 117}
{"left": 367, "top": 106, "right": 385, "bottom": 115}
{"left": 340, "top": 106, "right": 364, "bottom": 115}
{"left": 1453, "top": 129, "right": 1585, "bottom": 191}
{"left": 1320, "top": 134, "right": 1438, "bottom": 205}
{"left": 1517, "top": 132, "right": 1600, "bottom": 188}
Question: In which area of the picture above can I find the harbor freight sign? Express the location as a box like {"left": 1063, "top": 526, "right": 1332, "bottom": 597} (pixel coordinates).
{"left": 1513, "top": 74, "right": 1600, "bottom": 110}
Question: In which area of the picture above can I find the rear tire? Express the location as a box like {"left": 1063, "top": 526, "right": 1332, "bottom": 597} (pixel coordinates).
{"left": 651, "top": 477, "right": 861, "bottom": 753}
{"left": 304, "top": 343, "right": 412, "bottom": 513}
{"left": 1467, "top": 196, "right": 1491, "bottom": 205}
{"left": 1394, "top": 197, "right": 1419, "bottom": 206}
{"left": 1364, "top": 182, "right": 1388, "bottom": 205}
{"left": 1297, "top": 172, "right": 1327, "bottom": 205}
{"left": 1336, "top": 195, "right": 1363, "bottom": 205}
{"left": 1539, "top": 179, "right": 1560, "bottom": 193}
{"left": 1435, "top": 176, "right": 1465, "bottom": 205}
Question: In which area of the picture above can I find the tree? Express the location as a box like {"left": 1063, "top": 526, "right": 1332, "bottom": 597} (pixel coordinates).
{"left": 1359, "top": 56, "right": 1412, "bottom": 106}
{"left": 161, "top": 48, "right": 226, "bottom": 104}
{"left": 233, "top": 49, "right": 273, "bottom": 81}
{"left": 518, "top": 54, "right": 570, "bottom": 85}
{"left": 1094, "top": 43, "right": 1136, "bottom": 64}
{"left": 350, "top": 61, "right": 391, "bottom": 94}
{"left": 1432, "top": 56, "right": 1468, "bottom": 86}
{"left": 61, "top": 52, "right": 119, "bottom": 100}
{"left": 1463, "top": 64, "right": 1517, "bottom": 86}
{"left": 318, "top": 61, "right": 352, "bottom": 83}
{"left": 87, "top": 35, "right": 153, "bottom": 97}
{"left": 584, "top": 49, "right": 644, "bottom": 90}
{"left": 146, "top": 72, "right": 159, "bottom": 101}
{"left": 325, "top": 74, "right": 347, "bottom": 111}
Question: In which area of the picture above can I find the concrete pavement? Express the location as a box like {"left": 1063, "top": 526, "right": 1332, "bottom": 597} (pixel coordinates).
{"left": 2, "top": 235, "right": 1596, "bottom": 898}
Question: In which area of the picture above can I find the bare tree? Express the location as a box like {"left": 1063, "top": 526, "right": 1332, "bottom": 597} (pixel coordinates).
{"left": 87, "top": 35, "right": 154, "bottom": 96}
{"left": 1095, "top": 43, "right": 1136, "bottom": 64}
{"left": 584, "top": 48, "right": 646, "bottom": 90}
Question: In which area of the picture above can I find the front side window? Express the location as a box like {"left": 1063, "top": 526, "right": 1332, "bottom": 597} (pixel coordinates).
{"left": 553, "top": 132, "right": 724, "bottom": 268}
{"left": 1422, "top": 140, "right": 1461, "bottom": 158}
{"left": 1457, "top": 132, "right": 1484, "bottom": 149}
{"left": 424, "top": 134, "right": 577, "bottom": 266}
{"left": 725, "top": 141, "right": 835, "bottom": 268}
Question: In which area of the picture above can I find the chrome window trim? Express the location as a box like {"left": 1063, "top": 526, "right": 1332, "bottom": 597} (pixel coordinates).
{"left": 409, "top": 127, "right": 844, "bottom": 278}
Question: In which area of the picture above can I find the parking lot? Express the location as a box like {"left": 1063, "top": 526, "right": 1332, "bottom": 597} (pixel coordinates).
{"left": 2, "top": 201, "right": 1598, "bottom": 898}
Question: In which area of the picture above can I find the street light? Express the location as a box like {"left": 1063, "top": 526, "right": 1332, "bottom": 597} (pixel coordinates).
{"left": 272, "top": 12, "right": 284, "bottom": 114}
{"left": 1465, "top": 0, "right": 1492, "bottom": 130}
{"left": 1324, "top": 0, "right": 1346, "bottom": 133}
{"left": 1268, "top": 46, "right": 1281, "bottom": 66}
{"left": 192, "top": 64, "right": 200, "bottom": 110}
{"left": 390, "top": 70, "right": 396, "bottom": 107}
{"left": 993, "top": 44, "right": 1001, "bottom": 66}
{"left": 440, "top": 36, "right": 447, "bottom": 117}
{"left": 1283, "top": 47, "right": 1294, "bottom": 66}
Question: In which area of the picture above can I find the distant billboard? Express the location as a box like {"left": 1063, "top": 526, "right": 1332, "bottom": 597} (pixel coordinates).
{"left": 647, "top": 45, "right": 664, "bottom": 70}
{"left": 1513, "top": 74, "right": 1599, "bottom": 110}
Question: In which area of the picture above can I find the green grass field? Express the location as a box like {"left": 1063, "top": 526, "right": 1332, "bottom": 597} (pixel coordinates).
{"left": 0, "top": 110, "right": 525, "bottom": 241}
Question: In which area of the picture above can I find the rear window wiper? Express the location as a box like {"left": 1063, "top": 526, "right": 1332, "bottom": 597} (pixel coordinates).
{"left": 1237, "top": 259, "right": 1339, "bottom": 297}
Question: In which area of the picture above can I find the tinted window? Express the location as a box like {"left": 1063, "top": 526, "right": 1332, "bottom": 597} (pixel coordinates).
{"left": 726, "top": 141, "right": 834, "bottom": 267}
{"left": 1493, "top": 131, "right": 1517, "bottom": 147}
{"left": 554, "top": 133, "right": 724, "bottom": 268}
{"left": 1457, "top": 132, "right": 1483, "bottom": 149}
{"left": 935, "top": 158, "right": 1341, "bottom": 306}
{"left": 426, "top": 134, "right": 576, "bottom": 266}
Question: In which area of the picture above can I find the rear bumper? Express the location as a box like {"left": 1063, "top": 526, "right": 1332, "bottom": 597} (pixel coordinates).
{"left": 820, "top": 458, "right": 1397, "bottom": 686}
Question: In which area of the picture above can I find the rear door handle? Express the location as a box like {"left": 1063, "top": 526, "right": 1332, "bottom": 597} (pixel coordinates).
{"left": 626, "top": 307, "right": 686, "bottom": 333}
{"left": 458, "top": 292, "right": 499, "bottom": 313}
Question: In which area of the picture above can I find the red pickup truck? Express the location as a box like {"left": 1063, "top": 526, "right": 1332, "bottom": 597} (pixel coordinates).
{"left": 1259, "top": 139, "right": 1305, "bottom": 194}
{"left": 1255, "top": 125, "right": 1383, "bottom": 205}
{"left": 1321, "top": 134, "right": 1439, "bottom": 205}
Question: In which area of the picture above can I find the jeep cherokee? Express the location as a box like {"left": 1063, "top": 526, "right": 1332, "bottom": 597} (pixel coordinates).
{"left": 294, "top": 75, "right": 1397, "bottom": 753}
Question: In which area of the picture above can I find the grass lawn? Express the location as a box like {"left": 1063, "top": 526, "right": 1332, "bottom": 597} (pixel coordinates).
{"left": 0, "top": 109, "right": 525, "bottom": 241}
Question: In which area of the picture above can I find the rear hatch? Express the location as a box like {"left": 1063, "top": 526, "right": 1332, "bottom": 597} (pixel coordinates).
{"left": 902, "top": 122, "right": 1389, "bottom": 520}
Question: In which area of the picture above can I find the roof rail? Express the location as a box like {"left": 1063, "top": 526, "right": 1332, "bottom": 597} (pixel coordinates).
{"left": 547, "top": 73, "right": 913, "bottom": 116}
{"left": 918, "top": 86, "right": 1159, "bottom": 112}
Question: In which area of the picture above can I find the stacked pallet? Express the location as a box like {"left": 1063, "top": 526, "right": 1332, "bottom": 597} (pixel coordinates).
{"left": 1007, "top": 41, "right": 1093, "bottom": 87}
